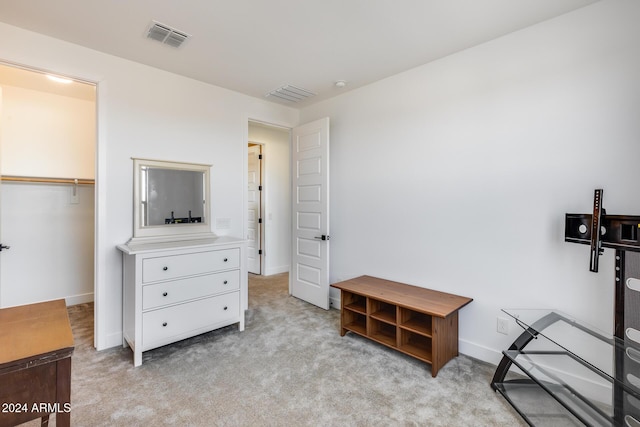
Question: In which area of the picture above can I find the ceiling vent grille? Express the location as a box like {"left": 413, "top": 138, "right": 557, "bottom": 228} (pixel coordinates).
{"left": 146, "top": 21, "right": 190, "bottom": 48}
{"left": 266, "top": 85, "right": 316, "bottom": 103}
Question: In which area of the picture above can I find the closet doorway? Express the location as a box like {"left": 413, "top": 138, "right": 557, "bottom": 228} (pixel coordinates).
{"left": 0, "top": 62, "right": 96, "bottom": 309}
{"left": 247, "top": 121, "right": 291, "bottom": 277}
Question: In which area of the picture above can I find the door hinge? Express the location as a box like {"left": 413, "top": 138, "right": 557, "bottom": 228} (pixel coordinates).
{"left": 258, "top": 218, "right": 262, "bottom": 224}
{"left": 258, "top": 249, "right": 263, "bottom": 255}
{"left": 258, "top": 154, "right": 263, "bottom": 160}
{"left": 259, "top": 185, "right": 262, "bottom": 191}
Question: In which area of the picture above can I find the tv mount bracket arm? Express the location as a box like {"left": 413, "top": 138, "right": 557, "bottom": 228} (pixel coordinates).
{"left": 590, "top": 189, "right": 604, "bottom": 272}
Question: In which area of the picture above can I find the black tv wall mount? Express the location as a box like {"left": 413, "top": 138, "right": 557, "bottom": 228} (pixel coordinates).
{"left": 565, "top": 189, "right": 640, "bottom": 272}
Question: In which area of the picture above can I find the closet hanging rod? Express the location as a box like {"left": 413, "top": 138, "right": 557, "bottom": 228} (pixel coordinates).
{"left": 1, "top": 175, "right": 95, "bottom": 185}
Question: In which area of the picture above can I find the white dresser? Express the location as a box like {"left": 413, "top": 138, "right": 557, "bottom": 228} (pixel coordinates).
{"left": 117, "top": 236, "right": 247, "bottom": 366}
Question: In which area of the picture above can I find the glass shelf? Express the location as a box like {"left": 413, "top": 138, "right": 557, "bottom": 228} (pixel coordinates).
{"left": 492, "top": 309, "right": 640, "bottom": 427}
{"left": 494, "top": 380, "right": 589, "bottom": 427}
{"left": 501, "top": 309, "right": 640, "bottom": 379}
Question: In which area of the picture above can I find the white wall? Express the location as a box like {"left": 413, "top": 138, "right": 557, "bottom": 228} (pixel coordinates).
{"left": 2, "top": 0, "right": 637, "bottom": 363}
{"left": 300, "top": 0, "right": 640, "bottom": 364}
{"left": 248, "top": 122, "right": 291, "bottom": 275}
{"left": 0, "top": 22, "right": 299, "bottom": 350}
{"left": 0, "top": 184, "right": 94, "bottom": 306}
{"left": 1, "top": 84, "right": 95, "bottom": 178}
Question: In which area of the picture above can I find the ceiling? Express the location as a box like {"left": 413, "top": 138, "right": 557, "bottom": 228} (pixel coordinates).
{"left": 0, "top": 0, "right": 598, "bottom": 107}
{"left": 0, "top": 63, "right": 96, "bottom": 101}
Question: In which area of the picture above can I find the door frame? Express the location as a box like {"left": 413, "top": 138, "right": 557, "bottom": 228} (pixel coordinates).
{"left": 244, "top": 115, "right": 330, "bottom": 310}
{"left": 243, "top": 116, "right": 295, "bottom": 284}
{"left": 0, "top": 59, "right": 102, "bottom": 348}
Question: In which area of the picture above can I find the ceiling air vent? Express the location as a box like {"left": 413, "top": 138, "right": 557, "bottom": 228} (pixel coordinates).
{"left": 146, "top": 21, "right": 190, "bottom": 48}
{"left": 266, "top": 85, "right": 316, "bottom": 103}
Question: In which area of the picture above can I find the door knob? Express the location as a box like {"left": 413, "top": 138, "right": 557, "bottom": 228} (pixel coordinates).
{"left": 0, "top": 244, "right": 10, "bottom": 251}
{"left": 314, "top": 235, "right": 330, "bottom": 241}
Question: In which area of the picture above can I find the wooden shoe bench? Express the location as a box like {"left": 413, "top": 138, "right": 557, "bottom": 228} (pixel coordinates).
{"left": 331, "top": 275, "right": 472, "bottom": 377}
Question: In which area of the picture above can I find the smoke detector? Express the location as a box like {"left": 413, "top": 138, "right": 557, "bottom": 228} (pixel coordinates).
{"left": 266, "top": 85, "right": 316, "bottom": 103}
{"left": 146, "top": 21, "right": 190, "bottom": 48}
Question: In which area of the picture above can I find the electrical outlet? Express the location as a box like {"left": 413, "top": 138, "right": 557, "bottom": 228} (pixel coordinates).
{"left": 497, "top": 317, "right": 509, "bottom": 335}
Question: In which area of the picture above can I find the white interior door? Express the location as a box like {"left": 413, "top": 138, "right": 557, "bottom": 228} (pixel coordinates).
{"left": 290, "top": 117, "right": 330, "bottom": 309}
{"left": 247, "top": 144, "right": 262, "bottom": 274}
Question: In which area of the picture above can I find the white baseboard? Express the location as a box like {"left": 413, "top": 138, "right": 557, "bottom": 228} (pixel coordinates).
{"left": 99, "top": 331, "right": 124, "bottom": 351}
{"left": 264, "top": 265, "right": 289, "bottom": 275}
{"left": 329, "top": 295, "right": 340, "bottom": 310}
{"left": 459, "top": 338, "right": 504, "bottom": 366}
{"left": 65, "top": 292, "right": 94, "bottom": 306}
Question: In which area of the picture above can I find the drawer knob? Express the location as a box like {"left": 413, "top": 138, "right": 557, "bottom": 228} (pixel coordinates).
{"left": 162, "top": 292, "right": 168, "bottom": 297}
{"left": 223, "top": 258, "right": 228, "bottom": 262}
{"left": 162, "top": 322, "right": 168, "bottom": 327}
{"left": 163, "top": 266, "right": 168, "bottom": 271}
{"left": 223, "top": 306, "right": 228, "bottom": 310}
{"left": 223, "top": 280, "right": 228, "bottom": 285}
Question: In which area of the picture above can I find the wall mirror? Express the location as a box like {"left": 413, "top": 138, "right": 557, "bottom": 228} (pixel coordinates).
{"left": 131, "top": 158, "right": 214, "bottom": 242}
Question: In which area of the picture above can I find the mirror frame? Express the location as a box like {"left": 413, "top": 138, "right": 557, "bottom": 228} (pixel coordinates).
{"left": 131, "top": 158, "right": 214, "bottom": 242}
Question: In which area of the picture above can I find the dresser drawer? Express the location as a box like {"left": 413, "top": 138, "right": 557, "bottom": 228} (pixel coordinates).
{"left": 142, "top": 248, "right": 239, "bottom": 283}
{"left": 142, "top": 291, "right": 240, "bottom": 349}
{"left": 142, "top": 270, "right": 240, "bottom": 310}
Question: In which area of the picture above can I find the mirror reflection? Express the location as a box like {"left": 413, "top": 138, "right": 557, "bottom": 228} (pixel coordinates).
{"left": 141, "top": 167, "right": 206, "bottom": 226}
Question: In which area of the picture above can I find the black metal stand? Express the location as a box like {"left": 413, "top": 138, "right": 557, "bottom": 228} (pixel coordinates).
{"left": 565, "top": 190, "right": 640, "bottom": 426}
{"left": 491, "top": 311, "right": 623, "bottom": 425}
{"left": 492, "top": 189, "right": 640, "bottom": 426}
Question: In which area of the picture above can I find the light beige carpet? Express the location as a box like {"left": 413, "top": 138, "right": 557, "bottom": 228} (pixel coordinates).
{"left": 25, "top": 273, "right": 526, "bottom": 426}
